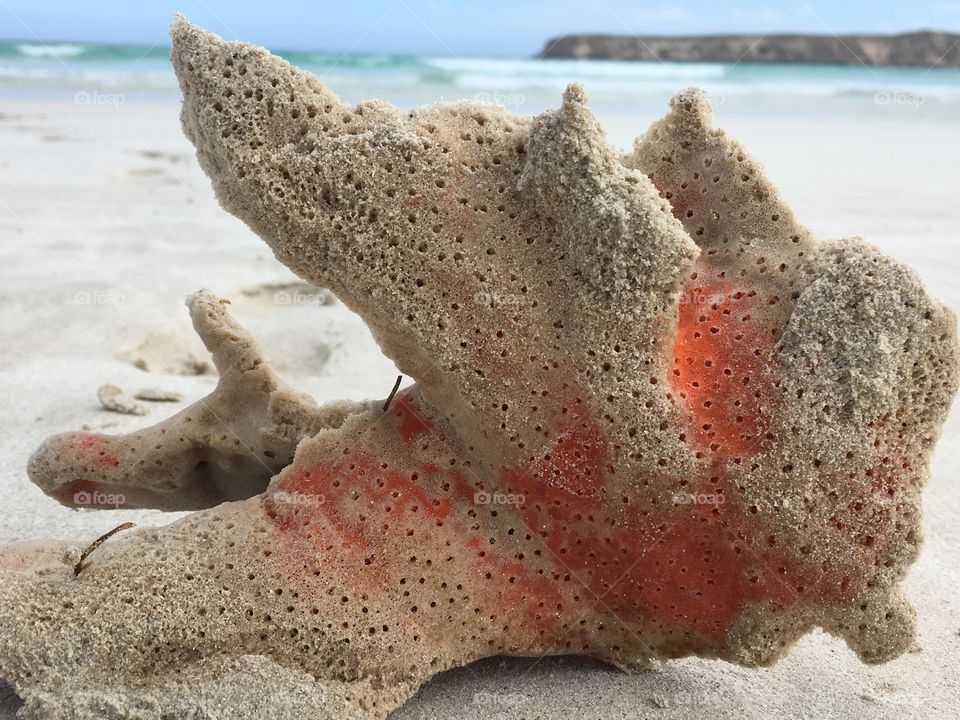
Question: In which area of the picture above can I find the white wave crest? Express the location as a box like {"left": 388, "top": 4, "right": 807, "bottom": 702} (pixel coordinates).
{"left": 16, "top": 43, "right": 85, "bottom": 58}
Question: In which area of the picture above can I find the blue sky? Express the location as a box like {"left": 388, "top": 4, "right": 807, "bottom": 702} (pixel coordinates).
{"left": 2, "top": 0, "right": 960, "bottom": 56}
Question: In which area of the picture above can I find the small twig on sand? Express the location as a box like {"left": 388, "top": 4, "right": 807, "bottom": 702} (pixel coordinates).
{"left": 74, "top": 522, "right": 136, "bottom": 577}
{"left": 383, "top": 375, "right": 403, "bottom": 412}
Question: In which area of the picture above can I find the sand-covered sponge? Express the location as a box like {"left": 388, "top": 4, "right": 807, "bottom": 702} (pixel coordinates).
{"left": 27, "top": 290, "right": 358, "bottom": 512}
{"left": 1, "top": 18, "right": 958, "bottom": 720}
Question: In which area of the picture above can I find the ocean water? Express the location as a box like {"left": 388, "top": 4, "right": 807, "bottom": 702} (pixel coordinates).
{"left": 2, "top": 39, "right": 960, "bottom": 118}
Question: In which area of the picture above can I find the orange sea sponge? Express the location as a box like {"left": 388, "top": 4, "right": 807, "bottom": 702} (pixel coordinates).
{"left": 2, "top": 19, "right": 957, "bottom": 720}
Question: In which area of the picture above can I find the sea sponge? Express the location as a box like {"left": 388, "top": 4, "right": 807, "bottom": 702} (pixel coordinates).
{"left": 28, "top": 290, "right": 356, "bottom": 512}
{"left": 1, "top": 18, "right": 957, "bottom": 719}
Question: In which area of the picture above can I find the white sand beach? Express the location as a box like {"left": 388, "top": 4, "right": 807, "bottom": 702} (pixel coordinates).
{"left": 0, "top": 96, "right": 958, "bottom": 718}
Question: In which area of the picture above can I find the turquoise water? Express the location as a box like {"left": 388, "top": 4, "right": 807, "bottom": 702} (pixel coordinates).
{"left": 2, "top": 39, "right": 960, "bottom": 117}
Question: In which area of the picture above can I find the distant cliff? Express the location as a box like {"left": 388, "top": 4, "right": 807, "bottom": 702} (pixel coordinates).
{"left": 538, "top": 31, "right": 960, "bottom": 67}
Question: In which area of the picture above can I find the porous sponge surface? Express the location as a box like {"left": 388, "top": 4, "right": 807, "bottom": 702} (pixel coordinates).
{"left": 1, "top": 18, "right": 957, "bottom": 720}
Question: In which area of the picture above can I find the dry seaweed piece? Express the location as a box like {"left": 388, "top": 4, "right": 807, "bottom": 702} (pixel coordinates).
{"left": 73, "top": 522, "right": 136, "bottom": 576}
{"left": 382, "top": 375, "right": 403, "bottom": 412}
